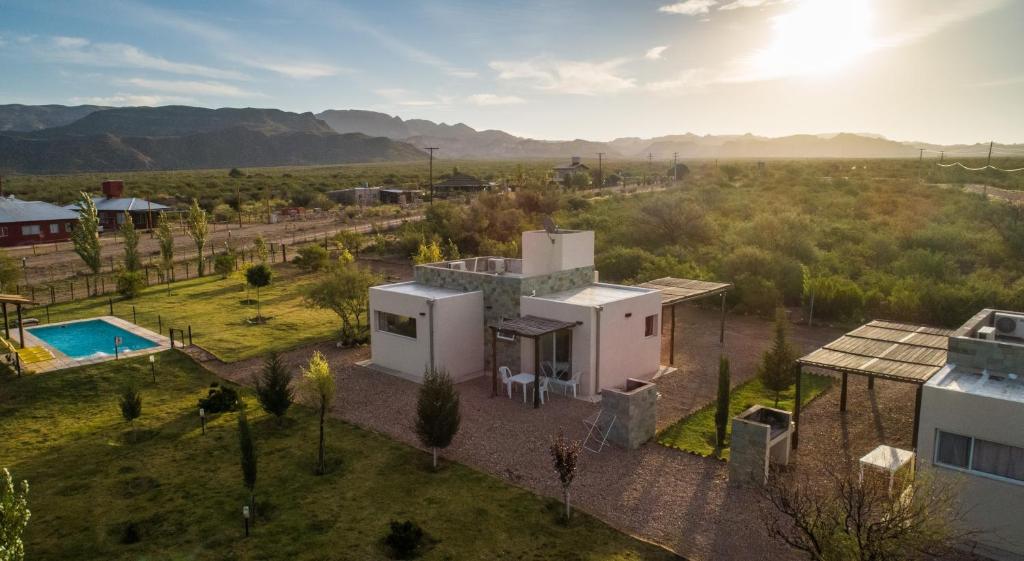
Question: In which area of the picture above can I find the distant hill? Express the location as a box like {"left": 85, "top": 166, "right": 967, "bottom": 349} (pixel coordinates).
{"left": 0, "top": 104, "right": 108, "bottom": 132}
{"left": 0, "top": 106, "right": 423, "bottom": 173}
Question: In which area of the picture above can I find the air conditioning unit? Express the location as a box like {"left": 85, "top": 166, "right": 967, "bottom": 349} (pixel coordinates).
{"left": 489, "top": 258, "right": 506, "bottom": 274}
{"left": 993, "top": 312, "right": 1024, "bottom": 339}
{"left": 978, "top": 326, "right": 996, "bottom": 341}
{"left": 449, "top": 261, "right": 466, "bottom": 271}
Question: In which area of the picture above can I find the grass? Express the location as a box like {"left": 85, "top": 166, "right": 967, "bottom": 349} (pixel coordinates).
{"left": 657, "top": 372, "right": 832, "bottom": 460}
{"left": 0, "top": 351, "right": 679, "bottom": 561}
{"left": 41, "top": 263, "right": 342, "bottom": 362}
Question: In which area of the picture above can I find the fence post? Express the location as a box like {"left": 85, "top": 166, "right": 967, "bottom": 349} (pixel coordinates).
{"left": 86, "top": 277, "right": 90, "bottom": 295}
{"left": 70, "top": 281, "right": 74, "bottom": 300}
{"left": 30, "top": 287, "right": 34, "bottom": 302}
{"left": 132, "top": 305, "right": 137, "bottom": 324}
{"left": 45, "top": 305, "right": 50, "bottom": 324}
{"left": 170, "top": 329, "right": 175, "bottom": 349}
{"left": 50, "top": 286, "right": 55, "bottom": 304}
{"left": 186, "top": 262, "right": 190, "bottom": 278}
{"left": 158, "top": 315, "right": 162, "bottom": 334}
{"left": 101, "top": 277, "right": 105, "bottom": 294}
{"left": 188, "top": 325, "right": 192, "bottom": 346}
{"left": 282, "top": 244, "right": 287, "bottom": 262}
{"left": 108, "top": 298, "right": 113, "bottom": 315}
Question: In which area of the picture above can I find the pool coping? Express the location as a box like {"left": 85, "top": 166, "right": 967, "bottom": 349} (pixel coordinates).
{"left": 16, "top": 316, "right": 171, "bottom": 373}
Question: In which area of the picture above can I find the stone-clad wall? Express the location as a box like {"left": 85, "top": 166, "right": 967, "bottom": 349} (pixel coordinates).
{"left": 601, "top": 379, "right": 657, "bottom": 449}
{"left": 414, "top": 265, "right": 594, "bottom": 372}
{"left": 728, "top": 418, "right": 770, "bottom": 487}
{"left": 948, "top": 336, "right": 1024, "bottom": 374}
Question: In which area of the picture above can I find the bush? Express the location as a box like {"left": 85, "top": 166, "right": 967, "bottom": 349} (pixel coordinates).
{"left": 214, "top": 252, "right": 236, "bottom": 279}
{"left": 116, "top": 270, "right": 146, "bottom": 299}
{"left": 292, "top": 244, "right": 330, "bottom": 272}
{"left": 384, "top": 520, "right": 426, "bottom": 559}
{"left": 198, "top": 383, "right": 239, "bottom": 413}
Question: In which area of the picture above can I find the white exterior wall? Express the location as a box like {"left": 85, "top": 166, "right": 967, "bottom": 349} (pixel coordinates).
{"left": 519, "top": 289, "right": 661, "bottom": 397}
{"left": 917, "top": 384, "right": 1024, "bottom": 560}
{"left": 521, "top": 230, "right": 595, "bottom": 276}
{"left": 369, "top": 286, "right": 484, "bottom": 382}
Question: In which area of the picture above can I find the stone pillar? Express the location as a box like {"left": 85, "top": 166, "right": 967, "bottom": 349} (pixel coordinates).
{"left": 601, "top": 379, "right": 657, "bottom": 449}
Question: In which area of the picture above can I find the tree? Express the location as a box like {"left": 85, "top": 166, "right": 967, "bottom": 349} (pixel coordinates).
{"left": 228, "top": 167, "right": 245, "bottom": 178}
{"left": 245, "top": 263, "right": 273, "bottom": 322}
{"left": 758, "top": 308, "right": 798, "bottom": 406}
{"left": 155, "top": 216, "right": 175, "bottom": 281}
{"left": 120, "top": 212, "right": 141, "bottom": 272}
{"left": 415, "top": 368, "right": 461, "bottom": 470}
{"left": 714, "top": 356, "right": 731, "bottom": 455}
{"left": 185, "top": 199, "right": 209, "bottom": 276}
{"left": 549, "top": 432, "right": 582, "bottom": 522}
{"left": 292, "top": 244, "right": 330, "bottom": 272}
{"left": 119, "top": 385, "right": 142, "bottom": 441}
{"left": 763, "top": 465, "right": 973, "bottom": 561}
{"left": 71, "top": 192, "right": 101, "bottom": 294}
{"left": 413, "top": 240, "right": 442, "bottom": 265}
{"left": 214, "top": 252, "right": 236, "bottom": 279}
{"left": 237, "top": 409, "right": 257, "bottom": 526}
{"left": 302, "top": 351, "right": 334, "bottom": 475}
{"left": 116, "top": 270, "right": 145, "bottom": 298}
{"left": 253, "top": 234, "right": 269, "bottom": 263}
{"left": 444, "top": 238, "right": 460, "bottom": 260}
{"left": 304, "top": 263, "right": 380, "bottom": 345}
{"left": 0, "top": 252, "right": 21, "bottom": 293}
{"left": 255, "top": 352, "right": 293, "bottom": 423}
{"left": 0, "top": 467, "right": 30, "bottom": 561}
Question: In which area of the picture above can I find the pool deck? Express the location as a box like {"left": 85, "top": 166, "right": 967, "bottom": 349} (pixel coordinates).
{"left": 14, "top": 315, "right": 171, "bottom": 373}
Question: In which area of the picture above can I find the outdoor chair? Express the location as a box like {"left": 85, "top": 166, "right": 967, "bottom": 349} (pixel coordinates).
{"left": 583, "top": 410, "right": 616, "bottom": 453}
{"left": 499, "top": 366, "right": 514, "bottom": 399}
{"left": 541, "top": 361, "right": 555, "bottom": 378}
{"left": 550, "top": 370, "right": 580, "bottom": 398}
{"left": 531, "top": 376, "right": 550, "bottom": 405}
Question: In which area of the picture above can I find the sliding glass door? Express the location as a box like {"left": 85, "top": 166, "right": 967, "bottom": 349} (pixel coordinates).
{"left": 538, "top": 329, "right": 572, "bottom": 379}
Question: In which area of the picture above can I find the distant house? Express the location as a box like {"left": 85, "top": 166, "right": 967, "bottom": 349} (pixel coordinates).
{"left": 328, "top": 187, "right": 381, "bottom": 206}
{"left": 380, "top": 189, "right": 422, "bottom": 205}
{"left": 0, "top": 196, "right": 79, "bottom": 247}
{"left": 552, "top": 156, "right": 590, "bottom": 183}
{"left": 65, "top": 180, "right": 169, "bottom": 231}
{"left": 433, "top": 172, "right": 490, "bottom": 195}
{"left": 668, "top": 163, "right": 690, "bottom": 180}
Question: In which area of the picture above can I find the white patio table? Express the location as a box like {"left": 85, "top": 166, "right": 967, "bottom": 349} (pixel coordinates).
{"left": 508, "top": 373, "right": 536, "bottom": 403}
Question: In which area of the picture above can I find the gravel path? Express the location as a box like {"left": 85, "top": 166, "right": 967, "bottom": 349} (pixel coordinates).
{"left": 192, "top": 306, "right": 931, "bottom": 561}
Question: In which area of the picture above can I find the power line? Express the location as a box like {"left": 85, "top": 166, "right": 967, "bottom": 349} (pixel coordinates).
{"left": 937, "top": 162, "right": 1024, "bottom": 172}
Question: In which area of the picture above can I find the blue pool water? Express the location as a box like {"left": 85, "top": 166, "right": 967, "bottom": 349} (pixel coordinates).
{"left": 28, "top": 319, "right": 158, "bottom": 359}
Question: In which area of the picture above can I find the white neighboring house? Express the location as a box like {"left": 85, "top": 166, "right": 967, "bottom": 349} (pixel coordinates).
{"left": 367, "top": 229, "right": 663, "bottom": 396}
{"left": 917, "top": 309, "right": 1024, "bottom": 561}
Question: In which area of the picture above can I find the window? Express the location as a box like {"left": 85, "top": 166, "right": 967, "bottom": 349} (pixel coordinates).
{"left": 645, "top": 314, "right": 658, "bottom": 337}
{"left": 65, "top": 223, "right": 72, "bottom": 232}
{"left": 376, "top": 311, "right": 417, "bottom": 339}
{"left": 935, "top": 430, "right": 1024, "bottom": 483}
{"left": 49, "top": 223, "right": 60, "bottom": 234}
{"left": 0, "top": 227, "right": 7, "bottom": 238}
{"left": 21, "top": 225, "right": 40, "bottom": 236}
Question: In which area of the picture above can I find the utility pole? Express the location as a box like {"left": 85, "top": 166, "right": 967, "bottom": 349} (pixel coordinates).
{"left": 986, "top": 141, "right": 993, "bottom": 167}
{"left": 918, "top": 148, "right": 924, "bottom": 182}
{"left": 673, "top": 152, "right": 679, "bottom": 182}
{"left": 940, "top": 151, "right": 944, "bottom": 163}
{"left": 425, "top": 147, "right": 439, "bottom": 206}
{"left": 596, "top": 152, "right": 604, "bottom": 188}
{"left": 647, "top": 152, "right": 653, "bottom": 189}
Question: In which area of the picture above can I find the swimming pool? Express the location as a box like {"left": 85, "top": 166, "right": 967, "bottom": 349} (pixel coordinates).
{"left": 28, "top": 319, "right": 159, "bottom": 359}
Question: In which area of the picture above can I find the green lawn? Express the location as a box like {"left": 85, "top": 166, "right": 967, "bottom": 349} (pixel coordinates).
{"left": 0, "top": 352, "right": 679, "bottom": 561}
{"left": 41, "top": 264, "right": 341, "bottom": 362}
{"left": 657, "top": 373, "right": 832, "bottom": 460}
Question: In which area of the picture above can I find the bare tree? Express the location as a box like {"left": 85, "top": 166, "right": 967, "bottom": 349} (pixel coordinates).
{"left": 549, "top": 432, "right": 583, "bottom": 522}
{"left": 762, "top": 464, "right": 974, "bottom": 561}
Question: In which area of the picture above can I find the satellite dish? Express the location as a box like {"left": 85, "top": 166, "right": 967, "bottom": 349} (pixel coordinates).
{"left": 542, "top": 216, "right": 558, "bottom": 234}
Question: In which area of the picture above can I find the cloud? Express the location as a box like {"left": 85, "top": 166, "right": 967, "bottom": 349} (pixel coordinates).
{"left": 490, "top": 57, "right": 636, "bottom": 96}
{"left": 972, "top": 75, "right": 1024, "bottom": 88}
{"left": 718, "top": 0, "right": 790, "bottom": 10}
{"left": 872, "top": 0, "right": 1007, "bottom": 50}
{"left": 239, "top": 59, "right": 343, "bottom": 79}
{"left": 121, "top": 78, "right": 261, "bottom": 97}
{"left": 374, "top": 88, "right": 454, "bottom": 107}
{"left": 644, "top": 69, "right": 714, "bottom": 93}
{"left": 466, "top": 94, "right": 526, "bottom": 106}
{"left": 69, "top": 93, "right": 193, "bottom": 106}
{"left": 645, "top": 46, "right": 669, "bottom": 60}
{"left": 39, "top": 36, "right": 248, "bottom": 80}
{"left": 658, "top": 1, "right": 717, "bottom": 15}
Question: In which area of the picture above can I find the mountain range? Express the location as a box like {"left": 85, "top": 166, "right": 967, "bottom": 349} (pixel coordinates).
{"left": 1, "top": 104, "right": 1020, "bottom": 174}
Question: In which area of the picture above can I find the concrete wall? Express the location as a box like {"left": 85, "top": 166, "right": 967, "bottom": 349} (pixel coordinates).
{"left": 369, "top": 287, "right": 432, "bottom": 378}
{"left": 917, "top": 385, "right": 1024, "bottom": 559}
{"left": 521, "top": 230, "right": 594, "bottom": 276}
{"left": 596, "top": 291, "right": 663, "bottom": 391}
{"left": 519, "top": 297, "right": 595, "bottom": 395}
{"left": 433, "top": 291, "right": 485, "bottom": 380}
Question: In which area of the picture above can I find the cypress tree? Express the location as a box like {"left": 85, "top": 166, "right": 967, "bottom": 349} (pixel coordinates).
{"left": 415, "top": 368, "right": 461, "bottom": 470}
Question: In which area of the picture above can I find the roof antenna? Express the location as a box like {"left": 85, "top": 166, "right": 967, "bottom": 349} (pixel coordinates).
{"left": 542, "top": 216, "right": 558, "bottom": 244}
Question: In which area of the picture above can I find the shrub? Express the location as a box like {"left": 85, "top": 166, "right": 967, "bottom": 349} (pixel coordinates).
{"left": 384, "top": 520, "right": 426, "bottom": 559}
{"left": 758, "top": 308, "right": 798, "bottom": 406}
{"left": 116, "top": 270, "right": 146, "bottom": 299}
{"left": 214, "top": 252, "right": 236, "bottom": 278}
{"left": 293, "top": 244, "right": 330, "bottom": 272}
{"left": 255, "top": 352, "right": 293, "bottom": 422}
{"left": 198, "top": 383, "right": 238, "bottom": 413}
{"left": 806, "top": 275, "right": 865, "bottom": 321}
{"left": 415, "top": 368, "right": 461, "bottom": 470}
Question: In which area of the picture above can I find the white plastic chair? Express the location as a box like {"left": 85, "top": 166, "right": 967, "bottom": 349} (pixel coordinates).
{"left": 498, "top": 366, "right": 513, "bottom": 399}
{"left": 531, "top": 376, "right": 550, "bottom": 405}
{"left": 550, "top": 370, "right": 581, "bottom": 398}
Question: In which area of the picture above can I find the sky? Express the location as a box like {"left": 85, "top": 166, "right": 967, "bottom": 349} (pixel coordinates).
{"left": 1, "top": 0, "right": 1022, "bottom": 144}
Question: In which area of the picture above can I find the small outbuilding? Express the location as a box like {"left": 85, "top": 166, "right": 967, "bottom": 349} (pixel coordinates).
{"left": 65, "top": 180, "right": 169, "bottom": 231}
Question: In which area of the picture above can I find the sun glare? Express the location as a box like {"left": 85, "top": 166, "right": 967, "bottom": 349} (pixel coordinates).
{"left": 747, "top": 0, "right": 873, "bottom": 79}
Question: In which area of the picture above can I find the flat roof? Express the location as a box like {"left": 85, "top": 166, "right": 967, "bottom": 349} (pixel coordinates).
{"left": 799, "top": 320, "right": 953, "bottom": 384}
{"left": 860, "top": 444, "right": 915, "bottom": 472}
{"left": 372, "top": 281, "right": 474, "bottom": 299}
{"left": 927, "top": 364, "right": 1024, "bottom": 403}
{"left": 638, "top": 277, "right": 732, "bottom": 305}
{"left": 533, "top": 283, "right": 654, "bottom": 306}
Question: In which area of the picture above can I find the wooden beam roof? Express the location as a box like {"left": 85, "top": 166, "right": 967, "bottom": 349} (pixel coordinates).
{"left": 489, "top": 315, "right": 578, "bottom": 338}
{"left": 0, "top": 294, "right": 35, "bottom": 306}
{"left": 638, "top": 277, "right": 732, "bottom": 306}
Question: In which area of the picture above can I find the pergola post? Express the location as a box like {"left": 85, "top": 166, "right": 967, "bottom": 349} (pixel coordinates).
{"left": 793, "top": 363, "right": 802, "bottom": 449}
{"left": 16, "top": 304, "right": 24, "bottom": 349}
{"left": 1, "top": 303, "right": 8, "bottom": 341}
{"left": 867, "top": 374, "right": 875, "bottom": 390}
{"left": 490, "top": 328, "right": 498, "bottom": 398}
{"left": 719, "top": 291, "right": 727, "bottom": 345}
{"left": 912, "top": 384, "right": 923, "bottom": 449}
{"left": 669, "top": 304, "right": 676, "bottom": 365}
{"left": 840, "top": 371, "right": 848, "bottom": 412}
{"left": 533, "top": 336, "right": 541, "bottom": 409}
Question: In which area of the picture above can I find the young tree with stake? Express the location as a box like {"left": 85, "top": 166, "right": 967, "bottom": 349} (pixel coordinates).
{"left": 415, "top": 368, "right": 461, "bottom": 470}
{"left": 238, "top": 409, "right": 257, "bottom": 526}
{"left": 714, "top": 356, "right": 731, "bottom": 456}
{"left": 255, "top": 352, "right": 293, "bottom": 424}
{"left": 302, "top": 352, "right": 334, "bottom": 475}
{"left": 549, "top": 432, "right": 582, "bottom": 522}
{"left": 758, "top": 308, "right": 798, "bottom": 407}
{"left": 120, "top": 212, "right": 141, "bottom": 272}
{"left": 185, "top": 199, "right": 209, "bottom": 277}
{"left": 71, "top": 192, "right": 101, "bottom": 294}
{"left": 119, "top": 385, "right": 142, "bottom": 442}
{"left": 245, "top": 263, "right": 272, "bottom": 322}
{"left": 155, "top": 216, "right": 175, "bottom": 281}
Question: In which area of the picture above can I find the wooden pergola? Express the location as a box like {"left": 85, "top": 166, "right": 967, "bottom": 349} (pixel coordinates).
{"left": 638, "top": 277, "right": 732, "bottom": 365}
{"left": 793, "top": 320, "right": 952, "bottom": 450}
{"left": 0, "top": 294, "right": 35, "bottom": 349}
{"left": 488, "top": 315, "right": 579, "bottom": 408}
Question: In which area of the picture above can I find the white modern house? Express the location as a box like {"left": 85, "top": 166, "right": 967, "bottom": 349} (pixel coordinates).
{"left": 367, "top": 228, "right": 664, "bottom": 399}
{"left": 917, "top": 309, "right": 1024, "bottom": 561}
